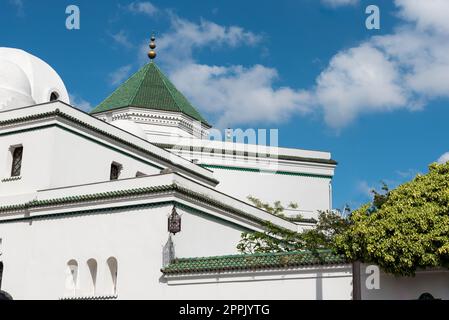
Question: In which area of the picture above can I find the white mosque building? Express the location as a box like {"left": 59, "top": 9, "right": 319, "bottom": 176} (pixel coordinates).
{"left": 0, "top": 41, "right": 448, "bottom": 300}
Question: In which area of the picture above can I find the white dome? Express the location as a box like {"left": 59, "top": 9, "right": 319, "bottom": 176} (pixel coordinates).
{"left": 110, "top": 120, "right": 147, "bottom": 140}
{"left": 0, "top": 60, "right": 32, "bottom": 96}
{"left": 0, "top": 60, "right": 36, "bottom": 110}
{"left": 0, "top": 47, "right": 70, "bottom": 111}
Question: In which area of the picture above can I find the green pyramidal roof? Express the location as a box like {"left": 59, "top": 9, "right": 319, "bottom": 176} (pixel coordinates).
{"left": 90, "top": 63, "right": 210, "bottom": 126}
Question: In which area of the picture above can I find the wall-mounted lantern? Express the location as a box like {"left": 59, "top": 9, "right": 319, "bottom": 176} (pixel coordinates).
{"left": 168, "top": 206, "right": 181, "bottom": 235}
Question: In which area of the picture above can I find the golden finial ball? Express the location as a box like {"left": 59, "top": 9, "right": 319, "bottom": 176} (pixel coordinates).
{"left": 151, "top": 35, "right": 156, "bottom": 41}
{"left": 148, "top": 50, "right": 157, "bottom": 59}
{"left": 149, "top": 42, "right": 156, "bottom": 49}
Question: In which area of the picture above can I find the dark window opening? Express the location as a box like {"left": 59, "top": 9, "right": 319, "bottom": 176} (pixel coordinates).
{"left": 0, "top": 262, "right": 3, "bottom": 290}
{"left": 50, "top": 92, "right": 59, "bottom": 101}
{"left": 110, "top": 163, "right": 122, "bottom": 180}
{"left": 11, "top": 146, "right": 23, "bottom": 177}
{"left": 136, "top": 171, "right": 147, "bottom": 178}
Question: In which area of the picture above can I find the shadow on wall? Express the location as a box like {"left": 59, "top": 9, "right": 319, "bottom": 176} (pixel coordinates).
{"left": 65, "top": 257, "right": 118, "bottom": 298}
{"left": 316, "top": 271, "right": 323, "bottom": 300}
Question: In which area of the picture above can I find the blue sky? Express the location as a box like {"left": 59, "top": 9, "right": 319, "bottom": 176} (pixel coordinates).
{"left": 2, "top": 0, "right": 449, "bottom": 211}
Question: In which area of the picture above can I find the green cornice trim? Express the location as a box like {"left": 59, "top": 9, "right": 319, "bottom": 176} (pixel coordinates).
{"left": 161, "top": 249, "right": 348, "bottom": 275}
{"left": 0, "top": 184, "right": 178, "bottom": 213}
{"left": 0, "top": 200, "right": 253, "bottom": 232}
{"left": 0, "top": 109, "right": 218, "bottom": 185}
{"left": 0, "top": 183, "right": 291, "bottom": 230}
{"left": 154, "top": 143, "right": 338, "bottom": 166}
{"left": 200, "top": 164, "right": 333, "bottom": 179}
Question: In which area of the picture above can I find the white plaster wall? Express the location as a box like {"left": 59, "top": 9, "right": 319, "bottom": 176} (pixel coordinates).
{"left": 4, "top": 204, "right": 449, "bottom": 300}
{"left": 0, "top": 204, "right": 246, "bottom": 300}
{"left": 173, "top": 207, "right": 247, "bottom": 258}
{"left": 210, "top": 168, "right": 331, "bottom": 219}
{"left": 50, "top": 126, "right": 160, "bottom": 187}
{"left": 160, "top": 269, "right": 353, "bottom": 300}
{"left": 0, "top": 127, "right": 56, "bottom": 196}
{"left": 361, "top": 269, "right": 449, "bottom": 300}
{"left": 0, "top": 102, "right": 217, "bottom": 188}
{"left": 0, "top": 125, "right": 161, "bottom": 198}
{"left": 151, "top": 136, "right": 335, "bottom": 219}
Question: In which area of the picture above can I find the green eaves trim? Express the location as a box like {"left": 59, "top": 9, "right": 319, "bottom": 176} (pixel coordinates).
{"left": 153, "top": 143, "right": 338, "bottom": 166}
{"left": 0, "top": 109, "right": 218, "bottom": 185}
{"left": 161, "top": 249, "right": 348, "bottom": 275}
{"left": 0, "top": 183, "right": 294, "bottom": 229}
{"left": 0, "top": 200, "right": 252, "bottom": 233}
{"left": 200, "top": 164, "right": 333, "bottom": 179}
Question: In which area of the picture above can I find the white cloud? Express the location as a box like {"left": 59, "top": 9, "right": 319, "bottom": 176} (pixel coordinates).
{"left": 126, "top": 1, "right": 158, "bottom": 16}
{"left": 310, "top": 0, "right": 449, "bottom": 129}
{"left": 437, "top": 152, "right": 449, "bottom": 164}
{"left": 109, "top": 65, "right": 133, "bottom": 86}
{"left": 396, "top": 0, "right": 449, "bottom": 34}
{"left": 148, "top": 15, "right": 312, "bottom": 127}
{"left": 155, "top": 14, "right": 262, "bottom": 68}
{"left": 170, "top": 64, "right": 311, "bottom": 127}
{"left": 69, "top": 94, "right": 92, "bottom": 112}
{"left": 125, "top": 1, "right": 449, "bottom": 129}
{"left": 315, "top": 44, "right": 408, "bottom": 128}
{"left": 111, "top": 30, "right": 133, "bottom": 49}
{"left": 321, "top": 0, "right": 358, "bottom": 8}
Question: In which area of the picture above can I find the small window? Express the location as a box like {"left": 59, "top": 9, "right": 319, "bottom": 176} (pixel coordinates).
{"left": 10, "top": 146, "right": 23, "bottom": 177}
{"left": 50, "top": 92, "right": 59, "bottom": 101}
{"left": 110, "top": 163, "right": 122, "bottom": 180}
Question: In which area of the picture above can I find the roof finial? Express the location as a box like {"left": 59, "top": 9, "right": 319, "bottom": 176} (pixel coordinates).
{"left": 148, "top": 33, "right": 157, "bottom": 61}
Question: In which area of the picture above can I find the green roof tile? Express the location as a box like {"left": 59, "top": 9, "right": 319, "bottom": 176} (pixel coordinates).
{"left": 161, "top": 250, "right": 347, "bottom": 275}
{"left": 90, "top": 63, "right": 210, "bottom": 126}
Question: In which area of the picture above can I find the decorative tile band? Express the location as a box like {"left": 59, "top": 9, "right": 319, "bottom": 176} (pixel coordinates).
{"left": 0, "top": 184, "right": 295, "bottom": 231}
{"left": 1, "top": 176, "right": 22, "bottom": 183}
{"left": 161, "top": 249, "right": 347, "bottom": 275}
{"left": 60, "top": 295, "right": 118, "bottom": 301}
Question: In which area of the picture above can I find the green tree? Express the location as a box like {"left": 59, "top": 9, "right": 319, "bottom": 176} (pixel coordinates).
{"left": 371, "top": 181, "right": 390, "bottom": 210}
{"left": 237, "top": 197, "right": 348, "bottom": 254}
{"left": 336, "top": 162, "right": 449, "bottom": 276}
